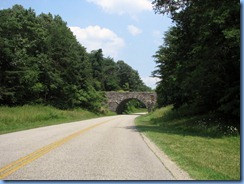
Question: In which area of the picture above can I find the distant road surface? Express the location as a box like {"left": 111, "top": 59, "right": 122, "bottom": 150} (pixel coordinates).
{"left": 0, "top": 114, "right": 174, "bottom": 180}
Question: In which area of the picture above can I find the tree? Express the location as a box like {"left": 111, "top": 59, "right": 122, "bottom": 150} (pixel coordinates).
{"left": 0, "top": 5, "right": 151, "bottom": 112}
{"left": 102, "top": 57, "right": 120, "bottom": 91}
{"left": 88, "top": 51, "right": 151, "bottom": 92}
{"left": 152, "top": 0, "right": 240, "bottom": 118}
{"left": 0, "top": 5, "right": 103, "bottom": 111}
{"left": 116, "top": 60, "right": 151, "bottom": 92}
{"left": 89, "top": 49, "right": 108, "bottom": 91}
{"left": 0, "top": 5, "right": 45, "bottom": 104}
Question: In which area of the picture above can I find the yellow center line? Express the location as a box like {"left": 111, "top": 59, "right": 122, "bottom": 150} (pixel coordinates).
{"left": 0, "top": 117, "right": 118, "bottom": 179}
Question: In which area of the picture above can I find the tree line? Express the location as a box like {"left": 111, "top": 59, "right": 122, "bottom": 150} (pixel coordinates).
{"left": 0, "top": 5, "right": 151, "bottom": 112}
{"left": 152, "top": 0, "right": 240, "bottom": 121}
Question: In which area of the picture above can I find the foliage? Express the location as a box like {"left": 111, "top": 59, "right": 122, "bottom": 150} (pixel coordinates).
{"left": 152, "top": 0, "right": 240, "bottom": 123}
{"left": 0, "top": 5, "right": 151, "bottom": 112}
{"left": 123, "top": 99, "right": 146, "bottom": 114}
{"left": 116, "top": 60, "right": 151, "bottom": 92}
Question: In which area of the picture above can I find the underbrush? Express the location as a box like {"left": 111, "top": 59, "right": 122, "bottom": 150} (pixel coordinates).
{"left": 151, "top": 106, "right": 239, "bottom": 137}
{"left": 0, "top": 105, "right": 114, "bottom": 134}
{"left": 135, "top": 106, "right": 240, "bottom": 180}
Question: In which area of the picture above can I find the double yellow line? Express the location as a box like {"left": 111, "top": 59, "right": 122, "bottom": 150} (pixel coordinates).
{"left": 0, "top": 118, "right": 117, "bottom": 179}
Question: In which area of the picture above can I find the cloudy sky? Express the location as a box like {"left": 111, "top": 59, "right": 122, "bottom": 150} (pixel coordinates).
{"left": 1, "top": 0, "right": 173, "bottom": 89}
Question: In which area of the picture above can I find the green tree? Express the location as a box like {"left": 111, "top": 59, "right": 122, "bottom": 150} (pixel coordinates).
{"left": 152, "top": 0, "right": 240, "bottom": 119}
{"left": 89, "top": 49, "right": 104, "bottom": 90}
{"left": 102, "top": 57, "right": 120, "bottom": 91}
{"left": 116, "top": 60, "right": 151, "bottom": 92}
{"left": 0, "top": 5, "right": 151, "bottom": 112}
{"left": 0, "top": 5, "right": 46, "bottom": 104}
{"left": 0, "top": 5, "right": 104, "bottom": 111}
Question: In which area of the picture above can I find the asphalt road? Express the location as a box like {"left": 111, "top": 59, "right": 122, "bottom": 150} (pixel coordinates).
{"left": 0, "top": 115, "right": 175, "bottom": 180}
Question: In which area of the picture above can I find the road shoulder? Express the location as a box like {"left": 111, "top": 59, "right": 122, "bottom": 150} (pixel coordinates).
{"left": 140, "top": 133, "right": 193, "bottom": 180}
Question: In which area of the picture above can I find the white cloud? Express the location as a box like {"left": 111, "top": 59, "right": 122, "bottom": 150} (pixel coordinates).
{"left": 86, "top": 0, "right": 152, "bottom": 16}
{"left": 127, "top": 25, "right": 142, "bottom": 36}
{"left": 70, "top": 26, "right": 125, "bottom": 58}
{"left": 142, "top": 76, "right": 160, "bottom": 89}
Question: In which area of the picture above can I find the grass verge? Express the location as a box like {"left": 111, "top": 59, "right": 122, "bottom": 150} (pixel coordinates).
{"left": 135, "top": 106, "right": 240, "bottom": 180}
{"left": 0, "top": 105, "right": 115, "bottom": 134}
{"left": 124, "top": 108, "right": 147, "bottom": 114}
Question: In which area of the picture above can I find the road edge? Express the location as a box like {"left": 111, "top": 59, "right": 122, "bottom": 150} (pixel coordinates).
{"left": 139, "top": 133, "right": 193, "bottom": 180}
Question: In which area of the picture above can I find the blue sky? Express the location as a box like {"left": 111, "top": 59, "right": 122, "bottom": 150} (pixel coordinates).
{"left": 0, "top": 0, "right": 173, "bottom": 89}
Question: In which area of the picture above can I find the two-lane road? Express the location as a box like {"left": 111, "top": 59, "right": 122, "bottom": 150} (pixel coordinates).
{"left": 0, "top": 115, "right": 174, "bottom": 180}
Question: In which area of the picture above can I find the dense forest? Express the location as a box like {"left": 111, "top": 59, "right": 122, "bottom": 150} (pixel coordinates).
{"left": 0, "top": 5, "right": 151, "bottom": 112}
{"left": 152, "top": 0, "right": 240, "bottom": 123}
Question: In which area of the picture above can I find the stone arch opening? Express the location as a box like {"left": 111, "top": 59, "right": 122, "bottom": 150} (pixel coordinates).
{"left": 105, "top": 92, "right": 157, "bottom": 114}
{"left": 116, "top": 98, "right": 147, "bottom": 114}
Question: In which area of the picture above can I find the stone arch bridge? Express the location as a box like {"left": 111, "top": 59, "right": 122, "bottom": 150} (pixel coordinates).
{"left": 105, "top": 92, "right": 157, "bottom": 114}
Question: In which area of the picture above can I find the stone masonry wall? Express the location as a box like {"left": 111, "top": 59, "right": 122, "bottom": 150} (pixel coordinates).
{"left": 105, "top": 92, "right": 157, "bottom": 114}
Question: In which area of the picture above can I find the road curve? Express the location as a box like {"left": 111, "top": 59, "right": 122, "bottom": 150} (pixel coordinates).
{"left": 0, "top": 115, "right": 174, "bottom": 180}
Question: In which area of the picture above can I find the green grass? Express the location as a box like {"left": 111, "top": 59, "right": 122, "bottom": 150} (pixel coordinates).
{"left": 124, "top": 108, "right": 147, "bottom": 114}
{"left": 135, "top": 106, "right": 240, "bottom": 180}
{"left": 0, "top": 105, "right": 115, "bottom": 134}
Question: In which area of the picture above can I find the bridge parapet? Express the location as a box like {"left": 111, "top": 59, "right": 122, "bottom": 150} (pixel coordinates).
{"left": 105, "top": 91, "right": 157, "bottom": 114}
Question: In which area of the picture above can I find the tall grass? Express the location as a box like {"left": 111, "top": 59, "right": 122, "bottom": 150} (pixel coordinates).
{"left": 0, "top": 105, "right": 113, "bottom": 134}
{"left": 136, "top": 106, "right": 240, "bottom": 180}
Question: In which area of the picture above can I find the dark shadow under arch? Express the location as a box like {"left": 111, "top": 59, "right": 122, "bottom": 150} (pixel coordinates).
{"left": 116, "top": 98, "right": 147, "bottom": 114}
